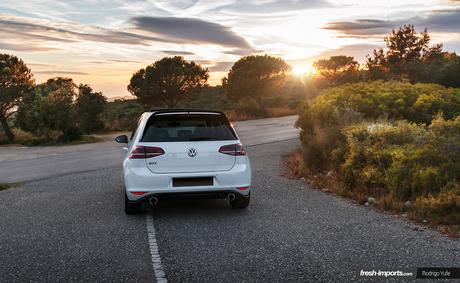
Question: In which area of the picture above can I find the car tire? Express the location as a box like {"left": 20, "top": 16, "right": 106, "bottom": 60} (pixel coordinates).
{"left": 230, "top": 193, "right": 250, "bottom": 209}
{"left": 125, "top": 194, "right": 142, "bottom": 214}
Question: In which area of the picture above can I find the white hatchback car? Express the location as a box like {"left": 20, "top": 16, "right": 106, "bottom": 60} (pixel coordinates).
{"left": 116, "top": 109, "right": 251, "bottom": 214}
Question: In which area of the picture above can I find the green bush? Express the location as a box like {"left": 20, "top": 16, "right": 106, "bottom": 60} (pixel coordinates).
{"left": 185, "top": 86, "right": 230, "bottom": 110}
{"left": 341, "top": 117, "right": 460, "bottom": 200}
{"left": 102, "top": 99, "right": 145, "bottom": 131}
{"left": 296, "top": 81, "right": 460, "bottom": 224}
{"left": 297, "top": 81, "right": 460, "bottom": 171}
{"left": 16, "top": 87, "right": 81, "bottom": 142}
{"left": 234, "top": 99, "right": 265, "bottom": 118}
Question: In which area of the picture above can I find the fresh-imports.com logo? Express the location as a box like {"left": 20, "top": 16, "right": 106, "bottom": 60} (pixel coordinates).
{"left": 360, "top": 270, "right": 413, "bottom": 277}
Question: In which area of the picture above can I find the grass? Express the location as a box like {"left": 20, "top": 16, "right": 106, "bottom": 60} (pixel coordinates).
{"left": 283, "top": 148, "right": 460, "bottom": 238}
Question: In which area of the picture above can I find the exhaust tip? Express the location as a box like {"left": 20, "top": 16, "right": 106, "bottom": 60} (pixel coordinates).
{"left": 227, "top": 193, "right": 236, "bottom": 202}
{"left": 149, "top": 196, "right": 159, "bottom": 206}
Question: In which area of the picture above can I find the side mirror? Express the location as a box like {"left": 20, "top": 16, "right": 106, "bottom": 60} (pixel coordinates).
{"left": 115, "top": 135, "right": 128, "bottom": 144}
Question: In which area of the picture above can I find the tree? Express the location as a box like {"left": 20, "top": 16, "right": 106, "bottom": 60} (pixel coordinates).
{"left": 16, "top": 77, "right": 80, "bottom": 141}
{"left": 75, "top": 84, "right": 107, "bottom": 134}
{"left": 366, "top": 25, "right": 443, "bottom": 81}
{"left": 313, "top": 55, "right": 359, "bottom": 87}
{"left": 0, "top": 54, "right": 34, "bottom": 141}
{"left": 438, "top": 53, "right": 460, "bottom": 88}
{"left": 365, "top": 49, "right": 389, "bottom": 81}
{"left": 35, "top": 77, "right": 76, "bottom": 96}
{"left": 222, "top": 55, "right": 290, "bottom": 111}
{"left": 127, "top": 56, "right": 209, "bottom": 108}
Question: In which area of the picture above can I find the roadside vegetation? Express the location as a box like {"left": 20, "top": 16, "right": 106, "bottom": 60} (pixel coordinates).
{"left": 287, "top": 25, "right": 460, "bottom": 237}
{"left": 102, "top": 55, "right": 305, "bottom": 131}
{"left": 0, "top": 56, "right": 107, "bottom": 145}
{"left": 1, "top": 54, "right": 305, "bottom": 142}
{"left": 0, "top": 183, "right": 20, "bottom": 191}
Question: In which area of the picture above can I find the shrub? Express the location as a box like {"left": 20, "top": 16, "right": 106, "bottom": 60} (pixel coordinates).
{"left": 234, "top": 99, "right": 265, "bottom": 118}
{"left": 296, "top": 81, "right": 460, "bottom": 171}
{"left": 75, "top": 84, "right": 107, "bottom": 134}
{"left": 15, "top": 79, "right": 81, "bottom": 141}
{"left": 295, "top": 81, "right": 460, "bottom": 224}
{"left": 102, "top": 99, "right": 145, "bottom": 131}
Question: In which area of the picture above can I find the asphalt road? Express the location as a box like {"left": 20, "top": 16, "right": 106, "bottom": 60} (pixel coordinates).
{"left": 0, "top": 115, "right": 298, "bottom": 183}
{"left": 1, "top": 138, "right": 459, "bottom": 282}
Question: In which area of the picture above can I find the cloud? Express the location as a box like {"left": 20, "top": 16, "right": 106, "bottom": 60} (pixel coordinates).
{"left": 0, "top": 14, "right": 170, "bottom": 52}
{"left": 161, "top": 50, "right": 195, "bottom": 55}
{"left": 209, "top": 61, "right": 234, "bottom": 72}
{"left": 196, "top": 60, "right": 234, "bottom": 72}
{"left": 90, "top": 59, "right": 142, "bottom": 64}
{"left": 285, "top": 43, "right": 381, "bottom": 67}
{"left": 0, "top": 42, "right": 60, "bottom": 52}
{"left": 131, "top": 16, "right": 252, "bottom": 49}
{"left": 323, "top": 19, "right": 394, "bottom": 36}
{"left": 223, "top": 48, "right": 264, "bottom": 56}
{"left": 419, "top": 8, "right": 460, "bottom": 32}
{"left": 323, "top": 8, "right": 460, "bottom": 38}
{"left": 313, "top": 43, "right": 381, "bottom": 63}
{"left": 28, "top": 62, "right": 54, "bottom": 67}
{"left": 35, "top": 70, "right": 89, "bottom": 75}
{"left": 214, "top": 0, "right": 331, "bottom": 15}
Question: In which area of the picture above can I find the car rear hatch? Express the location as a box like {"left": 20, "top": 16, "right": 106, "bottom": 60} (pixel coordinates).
{"left": 139, "top": 112, "right": 239, "bottom": 174}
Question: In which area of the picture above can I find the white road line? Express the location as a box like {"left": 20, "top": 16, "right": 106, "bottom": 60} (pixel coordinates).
{"left": 145, "top": 214, "right": 167, "bottom": 283}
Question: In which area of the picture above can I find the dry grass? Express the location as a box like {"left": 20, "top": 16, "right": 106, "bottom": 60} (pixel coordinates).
{"left": 224, "top": 110, "right": 257, "bottom": 121}
{"left": 283, "top": 148, "right": 460, "bottom": 238}
{"left": 265, "top": 106, "right": 297, "bottom": 118}
{"left": 226, "top": 106, "right": 297, "bottom": 122}
{"left": 0, "top": 129, "right": 46, "bottom": 145}
{"left": 0, "top": 129, "right": 98, "bottom": 146}
{"left": 283, "top": 149, "right": 364, "bottom": 201}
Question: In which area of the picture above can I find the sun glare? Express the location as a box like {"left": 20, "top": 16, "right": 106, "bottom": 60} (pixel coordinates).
{"left": 292, "top": 65, "right": 315, "bottom": 76}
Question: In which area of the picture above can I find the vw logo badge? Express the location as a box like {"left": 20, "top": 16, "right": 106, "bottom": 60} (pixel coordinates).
{"left": 187, "top": 148, "right": 197, "bottom": 157}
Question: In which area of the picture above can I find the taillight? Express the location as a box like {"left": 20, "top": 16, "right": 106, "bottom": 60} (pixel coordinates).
{"left": 129, "top": 146, "right": 165, "bottom": 159}
{"left": 219, "top": 143, "right": 246, "bottom": 156}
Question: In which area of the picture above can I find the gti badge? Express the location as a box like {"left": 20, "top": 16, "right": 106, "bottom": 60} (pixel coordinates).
{"left": 187, "top": 148, "right": 198, "bottom": 157}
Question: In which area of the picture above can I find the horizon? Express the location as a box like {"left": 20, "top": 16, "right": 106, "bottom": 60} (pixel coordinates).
{"left": 1, "top": 0, "right": 459, "bottom": 98}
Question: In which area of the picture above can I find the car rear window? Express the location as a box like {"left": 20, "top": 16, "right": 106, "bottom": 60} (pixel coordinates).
{"left": 141, "top": 114, "right": 237, "bottom": 142}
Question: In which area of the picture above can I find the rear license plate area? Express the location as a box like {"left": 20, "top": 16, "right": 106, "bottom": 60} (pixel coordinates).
{"left": 172, "top": 177, "right": 214, "bottom": 187}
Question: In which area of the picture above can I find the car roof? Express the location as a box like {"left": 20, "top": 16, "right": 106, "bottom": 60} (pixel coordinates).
{"left": 149, "top": 108, "right": 225, "bottom": 116}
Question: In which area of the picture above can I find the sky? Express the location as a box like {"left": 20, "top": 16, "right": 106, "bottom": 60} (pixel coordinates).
{"left": 1, "top": 0, "right": 459, "bottom": 98}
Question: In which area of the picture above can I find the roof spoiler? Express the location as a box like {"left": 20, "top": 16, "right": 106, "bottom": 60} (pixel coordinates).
{"left": 150, "top": 108, "right": 225, "bottom": 115}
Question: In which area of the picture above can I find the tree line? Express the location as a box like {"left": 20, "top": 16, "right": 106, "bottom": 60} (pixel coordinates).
{"left": 126, "top": 25, "right": 460, "bottom": 111}
{"left": 312, "top": 25, "right": 460, "bottom": 88}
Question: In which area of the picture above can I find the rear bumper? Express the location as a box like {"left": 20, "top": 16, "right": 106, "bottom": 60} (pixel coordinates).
{"left": 124, "top": 159, "right": 251, "bottom": 201}
{"left": 127, "top": 190, "right": 249, "bottom": 204}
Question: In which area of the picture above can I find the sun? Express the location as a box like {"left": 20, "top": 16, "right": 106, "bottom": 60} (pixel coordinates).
{"left": 292, "top": 64, "right": 315, "bottom": 76}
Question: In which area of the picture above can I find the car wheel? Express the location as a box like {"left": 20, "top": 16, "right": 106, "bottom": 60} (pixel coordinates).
{"left": 230, "top": 193, "right": 250, "bottom": 209}
{"left": 125, "top": 194, "right": 142, "bottom": 214}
